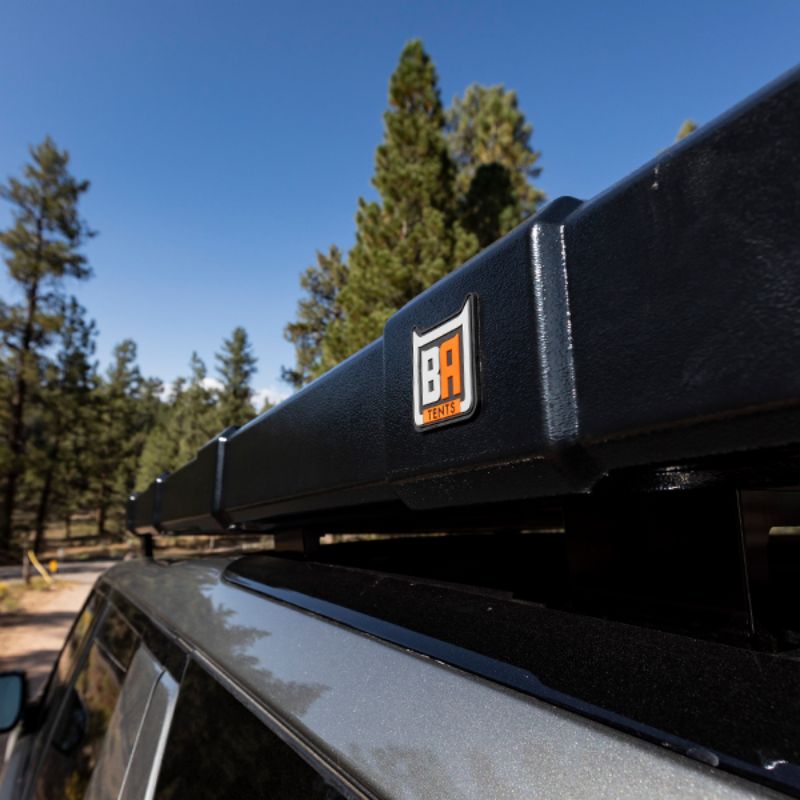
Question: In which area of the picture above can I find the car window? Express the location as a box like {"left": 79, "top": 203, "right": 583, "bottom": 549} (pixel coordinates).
{"left": 153, "top": 660, "right": 348, "bottom": 800}
{"left": 35, "top": 592, "right": 102, "bottom": 729}
{"left": 32, "top": 602, "right": 140, "bottom": 800}
{"left": 23, "top": 590, "right": 104, "bottom": 798}
{"left": 107, "top": 589, "right": 185, "bottom": 680}
{"left": 83, "top": 645, "right": 164, "bottom": 800}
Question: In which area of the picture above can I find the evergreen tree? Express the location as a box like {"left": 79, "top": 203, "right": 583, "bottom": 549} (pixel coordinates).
{"left": 283, "top": 245, "right": 347, "bottom": 388}
{"left": 215, "top": 327, "right": 257, "bottom": 427}
{"left": 25, "top": 299, "right": 97, "bottom": 551}
{"left": 0, "top": 345, "right": 13, "bottom": 491}
{"left": 136, "top": 378, "right": 183, "bottom": 491}
{"left": 0, "top": 137, "right": 93, "bottom": 549}
{"left": 326, "top": 40, "right": 477, "bottom": 360}
{"left": 286, "top": 45, "right": 545, "bottom": 381}
{"left": 92, "top": 340, "right": 157, "bottom": 534}
{"left": 447, "top": 84, "right": 544, "bottom": 249}
{"left": 675, "top": 119, "right": 698, "bottom": 142}
{"left": 136, "top": 351, "right": 240, "bottom": 491}
{"left": 174, "top": 353, "right": 219, "bottom": 463}
{"left": 132, "top": 377, "right": 164, "bottom": 518}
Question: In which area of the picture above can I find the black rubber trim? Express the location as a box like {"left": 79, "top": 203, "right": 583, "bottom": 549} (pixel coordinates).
{"left": 225, "top": 555, "right": 800, "bottom": 798}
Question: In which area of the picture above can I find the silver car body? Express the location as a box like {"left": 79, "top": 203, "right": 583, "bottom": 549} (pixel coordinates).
{"left": 25, "top": 556, "right": 772, "bottom": 800}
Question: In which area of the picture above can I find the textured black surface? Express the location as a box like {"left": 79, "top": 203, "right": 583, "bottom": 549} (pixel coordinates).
{"left": 384, "top": 197, "right": 585, "bottom": 509}
{"left": 221, "top": 340, "right": 392, "bottom": 524}
{"left": 129, "top": 477, "right": 163, "bottom": 534}
{"left": 226, "top": 554, "right": 800, "bottom": 797}
{"left": 567, "top": 66, "right": 800, "bottom": 472}
{"left": 129, "top": 66, "right": 800, "bottom": 534}
{"left": 158, "top": 428, "right": 236, "bottom": 533}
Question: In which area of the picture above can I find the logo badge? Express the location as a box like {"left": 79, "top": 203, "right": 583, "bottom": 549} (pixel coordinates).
{"left": 412, "top": 296, "right": 477, "bottom": 430}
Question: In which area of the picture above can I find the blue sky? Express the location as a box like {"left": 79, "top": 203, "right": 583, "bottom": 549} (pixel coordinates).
{"left": 0, "top": 0, "right": 797, "bottom": 403}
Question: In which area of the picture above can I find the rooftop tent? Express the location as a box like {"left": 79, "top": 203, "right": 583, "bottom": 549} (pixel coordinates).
{"left": 129, "top": 66, "right": 800, "bottom": 537}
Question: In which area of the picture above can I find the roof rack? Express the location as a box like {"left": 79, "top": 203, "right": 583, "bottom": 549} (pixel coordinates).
{"left": 128, "top": 65, "right": 800, "bottom": 540}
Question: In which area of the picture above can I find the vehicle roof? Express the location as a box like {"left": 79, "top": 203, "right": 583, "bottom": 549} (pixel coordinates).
{"left": 101, "top": 557, "right": 785, "bottom": 800}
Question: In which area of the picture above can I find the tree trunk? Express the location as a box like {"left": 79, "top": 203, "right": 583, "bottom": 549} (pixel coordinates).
{"left": 33, "top": 462, "right": 56, "bottom": 554}
{"left": 97, "top": 491, "right": 107, "bottom": 537}
{"left": 33, "top": 431, "right": 60, "bottom": 554}
{"left": 65, "top": 514, "right": 72, "bottom": 539}
{"left": 0, "top": 473, "right": 19, "bottom": 552}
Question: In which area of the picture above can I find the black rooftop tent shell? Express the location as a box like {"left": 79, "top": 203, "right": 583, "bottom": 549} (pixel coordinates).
{"left": 129, "top": 66, "right": 800, "bottom": 537}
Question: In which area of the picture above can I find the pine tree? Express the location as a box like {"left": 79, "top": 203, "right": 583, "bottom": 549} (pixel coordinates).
{"left": 215, "top": 327, "right": 257, "bottom": 427}
{"left": 92, "top": 340, "right": 157, "bottom": 535}
{"left": 136, "top": 378, "right": 183, "bottom": 491}
{"left": 326, "top": 41, "right": 477, "bottom": 361}
{"left": 283, "top": 245, "right": 348, "bottom": 388}
{"left": 0, "top": 137, "right": 93, "bottom": 549}
{"left": 286, "top": 46, "right": 545, "bottom": 380}
{"left": 447, "top": 84, "right": 544, "bottom": 249}
{"left": 25, "top": 299, "right": 97, "bottom": 551}
{"left": 136, "top": 353, "right": 222, "bottom": 490}
{"left": 175, "top": 353, "right": 219, "bottom": 462}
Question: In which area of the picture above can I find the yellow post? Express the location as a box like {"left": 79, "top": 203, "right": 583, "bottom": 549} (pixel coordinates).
{"left": 27, "top": 551, "right": 54, "bottom": 587}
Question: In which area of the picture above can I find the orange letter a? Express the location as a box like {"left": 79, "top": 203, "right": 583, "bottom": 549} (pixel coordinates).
{"left": 439, "top": 332, "right": 462, "bottom": 401}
